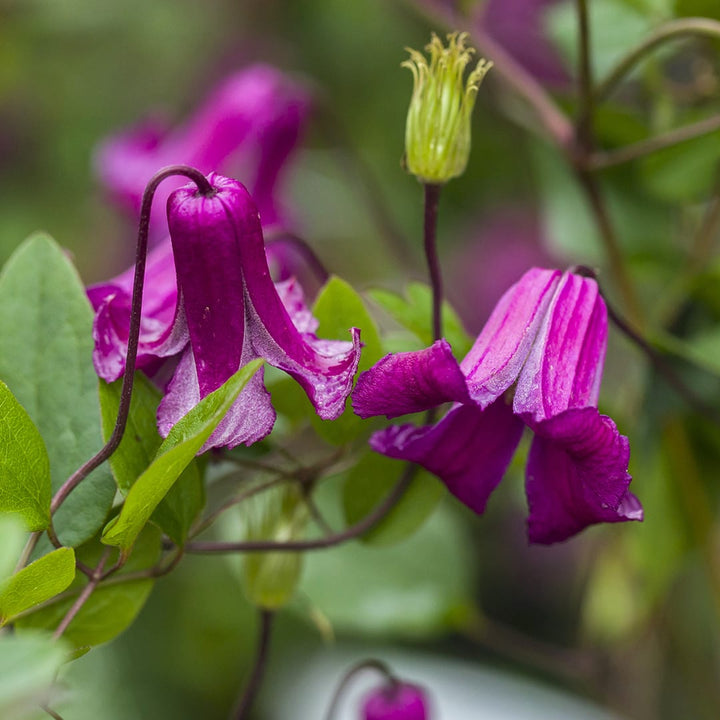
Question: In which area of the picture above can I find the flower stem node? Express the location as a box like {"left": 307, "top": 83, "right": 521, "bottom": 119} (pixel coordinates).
{"left": 402, "top": 32, "right": 492, "bottom": 184}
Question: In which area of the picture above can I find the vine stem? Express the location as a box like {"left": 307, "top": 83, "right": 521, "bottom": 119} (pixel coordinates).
{"left": 595, "top": 17, "right": 720, "bottom": 103}
{"left": 423, "top": 183, "right": 443, "bottom": 342}
{"left": 176, "top": 464, "right": 417, "bottom": 554}
{"left": 52, "top": 549, "right": 111, "bottom": 640}
{"left": 49, "top": 165, "right": 215, "bottom": 519}
{"left": 231, "top": 609, "right": 275, "bottom": 720}
{"left": 324, "top": 659, "right": 398, "bottom": 720}
{"left": 589, "top": 114, "right": 720, "bottom": 169}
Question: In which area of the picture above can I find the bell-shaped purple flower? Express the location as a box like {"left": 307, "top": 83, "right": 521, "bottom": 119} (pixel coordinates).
{"left": 362, "top": 682, "right": 430, "bottom": 720}
{"left": 155, "top": 173, "right": 360, "bottom": 449}
{"left": 96, "top": 64, "right": 309, "bottom": 238}
{"left": 352, "top": 268, "right": 643, "bottom": 544}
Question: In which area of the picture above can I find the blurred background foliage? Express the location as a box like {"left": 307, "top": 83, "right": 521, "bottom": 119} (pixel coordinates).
{"left": 1, "top": 0, "right": 720, "bottom": 718}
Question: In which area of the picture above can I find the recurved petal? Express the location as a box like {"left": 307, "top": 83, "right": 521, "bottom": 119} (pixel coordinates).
{"left": 369, "top": 400, "right": 524, "bottom": 514}
{"left": 460, "top": 267, "right": 561, "bottom": 408}
{"left": 352, "top": 340, "right": 470, "bottom": 419}
{"left": 513, "top": 271, "right": 607, "bottom": 422}
{"left": 207, "top": 175, "right": 360, "bottom": 421}
{"left": 525, "top": 407, "right": 642, "bottom": 544}
{"left": 157, "top": 345, "right": 276, "bottom": 451}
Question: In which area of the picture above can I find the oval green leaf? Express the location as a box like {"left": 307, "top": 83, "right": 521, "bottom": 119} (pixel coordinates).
{"left": 0, "top": 382, "right": 51, "bottom": 531}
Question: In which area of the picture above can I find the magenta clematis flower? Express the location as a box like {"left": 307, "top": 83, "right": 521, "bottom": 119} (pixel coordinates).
{"left": 96, "top": 64, "right": 309, "bottom": 238}
{"left": 144, "top": 172, "right": 360, "bottom": 449}
{"left": 362, "top": 682, "right": 429, "bottom": 720}
{"left": 352, "top": 268, "right": 642, "bottom": 544}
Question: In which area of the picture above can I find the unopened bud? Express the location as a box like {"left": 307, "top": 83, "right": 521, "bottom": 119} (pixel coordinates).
{"left": 362, "top": 681, "right": 430, "bottom": 720}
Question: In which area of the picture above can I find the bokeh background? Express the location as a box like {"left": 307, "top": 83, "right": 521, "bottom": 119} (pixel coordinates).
{"left": 2, "top": 0, "right": 720, "bottom": 718}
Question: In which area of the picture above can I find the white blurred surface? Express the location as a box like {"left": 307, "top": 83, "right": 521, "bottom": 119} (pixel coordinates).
{"left": 266, "top": 646, "right": 619, "bottom": 720}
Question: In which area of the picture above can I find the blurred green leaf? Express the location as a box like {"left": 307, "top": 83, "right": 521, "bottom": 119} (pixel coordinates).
{"left": 0, "top": 514, "right": 27, "bottom": 583}
{"left": 301, "top": 490, "right": 473, "bottom": 637}
{"left": 545, "top": 0, "right": 654, "bottom": 79}
{"left": 102, "top": 360, "right": 262, "bottom": 554}
{"left": 99, "top": 372, "right": 205, "bottom": 546}
{"left": 0, "top": 381, "right": 51, "bottom": 531}
{"left": 17, "top": 526, "right": 162, "bottom": 651}
{"left": 369, "top": 282, "right": 473, "bottom": 358}
{"left": 0, "top": 234, "right": 114, "bottom": 546}
{"left": 640, "top": 127, "right": 720, "bottom": 203}
{"left": 674, "top": 0, "right": 720, "bottom": 19}
{"left": 310, "top": 276, "right": 383, "bottom": 445}
{"left": 0, "top": 547, "right": 75, "bottom": 626}
{"left": 342, "top": 451, "right": 445, "bottom": 546}
{"left": 243, "top": 486, "right": 308, "bottom": 610}
{"left": 0, "top": 631, "right": 68, "bottom": 720}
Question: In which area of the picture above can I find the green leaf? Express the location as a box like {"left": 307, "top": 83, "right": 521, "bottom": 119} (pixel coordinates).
{"left": 301, "top": 494, "right": 473, "bottom": 637}
{"left": 150, "top": 463, "right": 205, "bottom": 546}
{"left": 0, "top": 234, "right": 115, "bottom": 546}
{"left": 310, "top": 276, "right": 383, "bottom": 444}
{"left": 98, "top": 372, "right": 164, "bottom": 494}
{"left": 640, "top": 127, "right": 720, "bottom": 203}
{"left": 102, "top": 360, "right": 263, "bottom": 554}
{"left": 0, "top": 514, "right": 27, "bottom": 583}
{"left": 342, "top": 452, "right": 445, "bottom": 546}
{"left": 0, "top": 382, "right": 51, "bottom": 530}
{"left": 99, "top": 373, "right": 205, "bottom": 545}
{"left": 369, "top": 282, "right": 473, "bottom": 358}
{"left": 0, "top": 547, "right": 75, "bottom": 625}
{"left": 0, "top": 631, "right": 69, "bottom": 719}
{"left": 675, "top": 0, "right": 720, "bottom": 19}
{"left": 17, "top": 526, "right": 161, "bottom": 650}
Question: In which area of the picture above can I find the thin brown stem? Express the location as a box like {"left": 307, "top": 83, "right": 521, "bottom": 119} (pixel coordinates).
{"left": 230, "top": 609, "right": 275, "bottom": 720}
{"left": 595, "top": 18, "right": 720, "bottom": 103}
{"left": 576, "top": 0, "right": 594, "bottom": 151}
{"left": 52, "top": 549, "right": 111, "bottom": 640}
{"left": 180, "top": 464, "right": 417, "bottom": 554}
{"left": 589, "top": 114, "right": 720, "bottom": 170}
{"left": 423, "top": 183, "right": 443, "bottom": 342}
{"left": 264, "top": 231, "right": 330, "bottom": 284}
{"left": 50, "top": 166, "right": 215, "bottom": 519}
{"left": 324, "top": 659, "right": 398, "bottom": 720}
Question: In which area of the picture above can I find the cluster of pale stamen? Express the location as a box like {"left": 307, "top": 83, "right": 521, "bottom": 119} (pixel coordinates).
{"left": 402, "top": 32, "right": 493, "bottom": 108}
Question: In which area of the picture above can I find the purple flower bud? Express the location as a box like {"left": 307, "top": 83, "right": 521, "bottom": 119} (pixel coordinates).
{"left": 362, "top": 682, "right": 430, "bottom": 720}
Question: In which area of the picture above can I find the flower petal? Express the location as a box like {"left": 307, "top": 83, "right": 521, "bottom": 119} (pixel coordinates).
{"left": 460, "top": 267, "right": 561, "bottom": 408}
{"left": 95, "top": 65, "right": 309, "bottom": 239}
{"left": 89, "top": 240, "right": 187, "bottom": 382}
{"left": 157, "top": 345, "right": 275, "bottom": 450}
{"left": 370, "top": 400, "right": 524, "bottom": 514}
{"left": 513, "top": 271, "right": 607, "bottom": 422}
{"left": 525, "top": 407, "right": 643, "bottom": 544}
{"left": 352, "top": 340, "right": 470, "bottom": 419}
{"left": 168, "top": 174, "right": 361, "bottom": 423}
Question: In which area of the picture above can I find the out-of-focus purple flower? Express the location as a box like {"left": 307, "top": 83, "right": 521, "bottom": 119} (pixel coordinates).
{"left": 95, "top": 64, "right": 309, "bottom": 239}
{"left": 479, "top": 0, "right": 569, "bottom": 86}
{"left": 352, "top": 268, "right": 642, "bottom": 544}
{"left": 362, "top": 682, "right": 429, "bottom": 720}
{"left": 447, "top": 210, "right": 554, "bottom": 334}
{"left": 147, "top": 173, "right": 360, "bottom": 450}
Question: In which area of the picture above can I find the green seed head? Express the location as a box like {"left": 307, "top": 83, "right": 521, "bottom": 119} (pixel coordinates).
{"left": 402, "top": 32, "right": 492, "bottom": 184}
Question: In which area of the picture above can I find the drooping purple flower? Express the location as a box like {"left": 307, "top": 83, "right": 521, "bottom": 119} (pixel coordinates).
{"left": 362, "top": 682, "right": 430, "bottom": 720}
{"left": 153, "top": 173, "right": 361, "bottom": 449}
{"left": 95, "top": 64, "right": 309, "bottom": 239}
{"left": 352, "top": 268, "right": 642, "bottom": 544}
